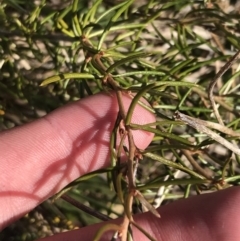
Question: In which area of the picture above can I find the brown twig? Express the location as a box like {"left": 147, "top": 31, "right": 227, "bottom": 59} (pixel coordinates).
{"left": 91, "top": 52, "right": 138, "bottom": 191}
{"left": 208, "top": 50, "right": 240, "bottom": 125}
{"left": 61, "top": 194, "right": 111, "bottom": 222}
{"left": 81, "top": 37, "right": 143, "bottom": 240}
{"left": 181, "top": 149, "right": 213, "bottom": 180}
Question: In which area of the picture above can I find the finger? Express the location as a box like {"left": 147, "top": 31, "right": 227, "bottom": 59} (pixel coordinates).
{"left": 39, "top": 186, "right": 240, "bottom": 241}
{"left": 0, "top": 92, "right": 155, "bottom": 230}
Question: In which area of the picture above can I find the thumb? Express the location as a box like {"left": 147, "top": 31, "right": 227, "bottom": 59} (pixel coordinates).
{"left": 39, "top": 186, "right": 240, "bottom": 241}
{"left": 0, "top": 91, "right": 155, "bottom": 230}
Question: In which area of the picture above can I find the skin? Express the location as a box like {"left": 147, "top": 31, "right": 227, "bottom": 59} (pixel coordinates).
{"left": 0, "top": 92, "right": 240, "bottom": 241}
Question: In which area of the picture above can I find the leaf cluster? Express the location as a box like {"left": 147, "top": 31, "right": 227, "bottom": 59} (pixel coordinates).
{"left": 1, "top": 0, "right": 240, "bottom": 240}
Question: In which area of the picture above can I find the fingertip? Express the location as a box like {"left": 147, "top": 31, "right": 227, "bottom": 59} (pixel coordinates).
{"left": 40, "top": 187, "right": 240, "bottom": 241}
{"left": 0, "top": 91, "right": 156, "bottom": 230}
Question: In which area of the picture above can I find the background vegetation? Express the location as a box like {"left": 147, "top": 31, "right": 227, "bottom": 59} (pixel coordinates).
{"left": 1, "top": 0, "right": 240, "bottom": 240}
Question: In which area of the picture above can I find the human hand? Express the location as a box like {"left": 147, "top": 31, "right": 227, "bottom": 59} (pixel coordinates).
{"left": 0, "top": 92, "right": 239, "bottom": 241}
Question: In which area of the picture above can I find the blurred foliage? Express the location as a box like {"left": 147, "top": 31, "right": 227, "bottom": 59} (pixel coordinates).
{"left": 1, "top": 0, "right": 240, "bottom": 240}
